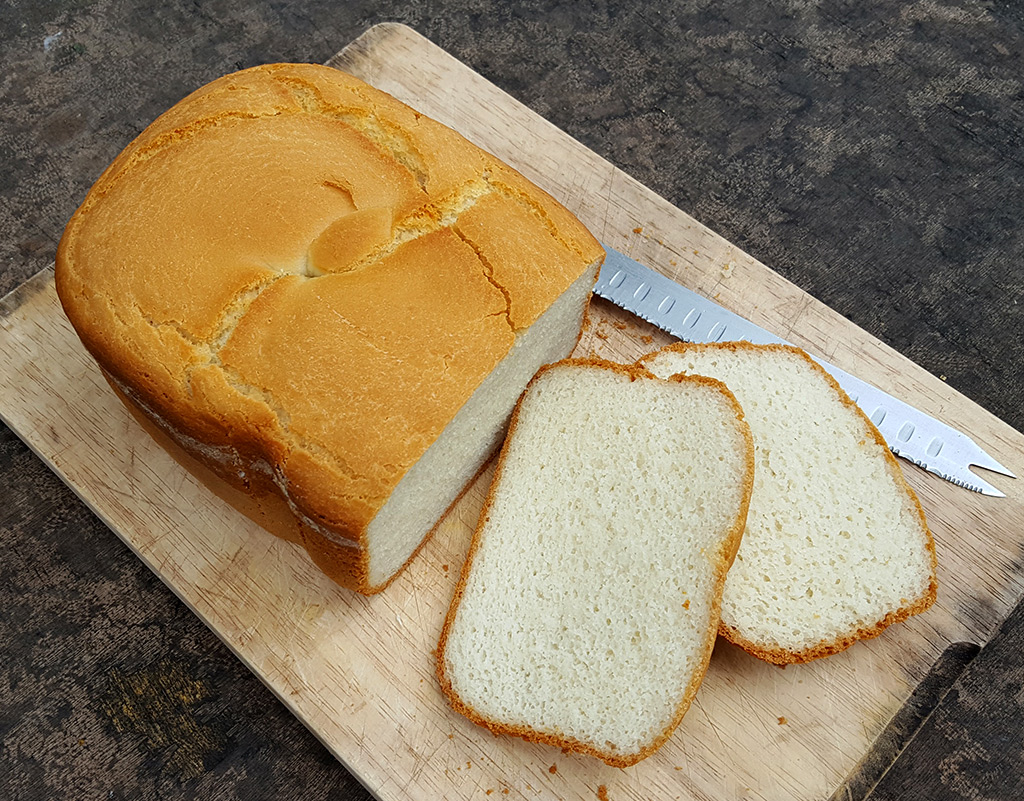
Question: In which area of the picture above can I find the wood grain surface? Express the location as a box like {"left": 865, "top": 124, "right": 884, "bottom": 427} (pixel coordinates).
{"left": 1, "top": 23, "right": 1022, "bottom": 801}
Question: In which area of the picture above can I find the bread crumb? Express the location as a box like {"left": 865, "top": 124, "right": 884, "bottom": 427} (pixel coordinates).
{"left": 683, "top": 599, "right": 690, "bottom": 609}
{"left": 778, "top": 716, "right": 788, "bottom": 725}
{"left": 633, "top": 226, "right": 643, "bottom": 234}
{"left": 549, "top": 764, "right": 558, "bottom": 774}
{"left": 640, "top": 335, "right": 653, "bottom": 345}
{"left": 693, "top": 249, "right": 699, "bottom": 255}
{"left": 721, "top": 263, "right": 734, "bottom": 278}
{"left": 502, "top": 790, "right": 510, "bottom": 795}
{"left": 670, "top": 259, "right": 678, "bottom": 266}
{"left": 674, "top": 766, "right": 683, "bottom": 771}
{"left": 442, "top": 564, "right": 449, "bottom": 572}
{"left": 486, "top": 791, "right": 493, "bottom": 796}
{"left": 597, "top": 785, "right": 610, "bottom": 801}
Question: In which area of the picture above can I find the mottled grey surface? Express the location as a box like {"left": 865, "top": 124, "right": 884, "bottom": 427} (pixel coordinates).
{"left": 2, "top": 1, "right": 1022, "bottom": 799}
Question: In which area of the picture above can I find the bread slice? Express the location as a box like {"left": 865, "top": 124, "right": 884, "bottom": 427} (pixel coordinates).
{"left": 640, "top": 342, "right": 938, "bottom": 664}
{"left": 54, "top": 63, "right": 604, "bottom": 593}
{"left": 437, "top": 359, "right": 754, "bottom": 766}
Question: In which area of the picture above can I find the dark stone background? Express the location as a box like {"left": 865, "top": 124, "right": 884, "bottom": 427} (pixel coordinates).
{"left": 1, "top": 2, "right": 1021, "bottom": 799}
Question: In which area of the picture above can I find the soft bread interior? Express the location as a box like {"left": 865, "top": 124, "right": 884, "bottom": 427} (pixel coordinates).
{"left": 643, "top": 344, "right": 936, "bottom": 662}
{"left": 439, "top": 362, "right": 752, "bottom": 765}
{"left": 365, "top": 261, "right": 600, "bottom": 587}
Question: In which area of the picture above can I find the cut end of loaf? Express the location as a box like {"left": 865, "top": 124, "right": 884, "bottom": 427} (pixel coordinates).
{"left": 437, "top": 359, "right": 754, "bottom": 765}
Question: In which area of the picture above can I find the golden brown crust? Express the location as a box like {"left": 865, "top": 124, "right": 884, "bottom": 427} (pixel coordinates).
{"left": 637, "top": 341, "right": 938, "bottom": 665}
{"left": 55, "top": 63, "right": 603, "bottom": 593}
{"left": 436, "top": 358, "right": 755, "bottom": 766}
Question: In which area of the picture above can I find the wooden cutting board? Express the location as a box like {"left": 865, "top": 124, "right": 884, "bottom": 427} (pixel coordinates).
{"left": 2, "top": 23, "right": 1023, "bottom": 801}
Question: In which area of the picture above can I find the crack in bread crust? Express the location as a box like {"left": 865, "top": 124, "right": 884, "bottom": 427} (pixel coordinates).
{"left": 275, "top": 73, "right": 432, "bottom": 190}
{"left": 452, "top": 227, "right": 515, "bottom": 331}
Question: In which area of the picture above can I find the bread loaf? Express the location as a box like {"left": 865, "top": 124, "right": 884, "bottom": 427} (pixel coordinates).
{"left": 55, "top": 63, "right": 604, "bottom": 593}
{"left": 437, "top": 359, "right": 754, "bottom": 766}
{"left": 640, "top": 342, "right": 937, "bottom": 664}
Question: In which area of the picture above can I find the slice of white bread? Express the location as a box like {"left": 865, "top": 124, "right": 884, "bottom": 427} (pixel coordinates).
{"left": 437, "top": 359, "right": 754, "bottom": 766}
{"left": 640, "top": 342, "right": 937, "bottom": 664}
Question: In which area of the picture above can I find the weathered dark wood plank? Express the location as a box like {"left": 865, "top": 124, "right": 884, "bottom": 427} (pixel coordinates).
{"left": 866, "top": 599, "right": 1024, "bottom": 801}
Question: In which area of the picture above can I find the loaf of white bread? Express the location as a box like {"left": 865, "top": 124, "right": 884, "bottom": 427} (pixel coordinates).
{"left": 55, "top": 63, "right": 604, "bottom": 593}
{"left": 641, "top": 342, "right": 937, "bottom": 664}
{"left": 438, "top": 359, "right": 754, "bottom": 766}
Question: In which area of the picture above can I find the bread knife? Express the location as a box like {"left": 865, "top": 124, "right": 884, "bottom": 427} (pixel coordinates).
{"left": 594, "top": 245, "right": 1016, "bottom": 497}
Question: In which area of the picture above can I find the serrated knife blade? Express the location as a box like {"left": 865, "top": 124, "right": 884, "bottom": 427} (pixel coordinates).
{"left": 594, "top": 245, "right": 1016, "bottom": 497}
